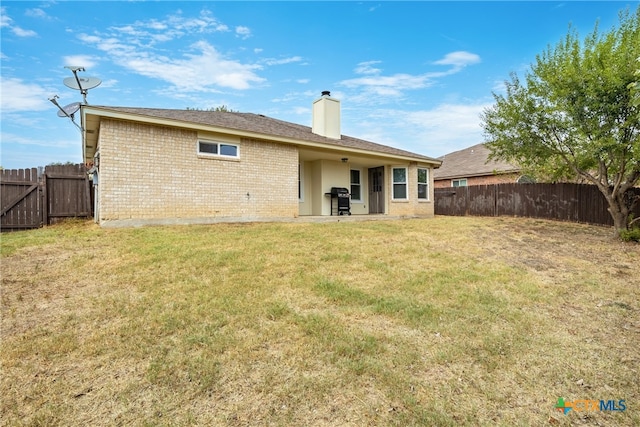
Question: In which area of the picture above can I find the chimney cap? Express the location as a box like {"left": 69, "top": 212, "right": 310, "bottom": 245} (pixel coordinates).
{"left": 321, "top": 90, "right": 331, "bottom": 97}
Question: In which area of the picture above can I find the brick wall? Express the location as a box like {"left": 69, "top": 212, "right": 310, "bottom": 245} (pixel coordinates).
{"left": 433, "top": 173, "right": 519, "bottom": 188}
{"left": 98, "top": 119, "right": 299, "bottom": 223}
{"left": 387, "top": 163, "right": 435, "bottom": 217}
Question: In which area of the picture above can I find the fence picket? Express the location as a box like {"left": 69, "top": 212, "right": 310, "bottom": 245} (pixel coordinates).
{"left": 1, "top": 164, "right": 92, "bottom": 232}
{"left": 435, "top": 183, "right": 640, "bottom": 227}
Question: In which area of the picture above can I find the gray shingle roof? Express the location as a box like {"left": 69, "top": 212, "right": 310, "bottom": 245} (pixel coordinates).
{"left": 91, "top": 106, "right": 441, "bottom": 163}
{"left": 433, "top": 143, "right": 520, "bottom": 179}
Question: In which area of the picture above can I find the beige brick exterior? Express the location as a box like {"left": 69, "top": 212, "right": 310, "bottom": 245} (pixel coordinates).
{"left": 387, "top": 163, "right": 435, "bottom": 217}
{"left": 94, "top": 119, "right": 438, "bottom": 226}
{"left": 433, "top": 173, "right": 519, "bottom": 188}
{"left": 97, "top": 119, "right": 298, "bottom": 224}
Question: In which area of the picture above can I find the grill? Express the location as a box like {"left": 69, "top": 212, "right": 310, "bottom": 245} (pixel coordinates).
{"left": 328, "top": 187, "right": 351, "bottom": 216}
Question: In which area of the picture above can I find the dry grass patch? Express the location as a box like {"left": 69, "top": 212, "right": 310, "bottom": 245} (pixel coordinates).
{"left": 1, "top": 216, "right": 638, "bottom": 426}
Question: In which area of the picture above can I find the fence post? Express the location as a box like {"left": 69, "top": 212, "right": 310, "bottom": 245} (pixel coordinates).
{"left": 464, "top": 186, "right": 469, "bottom": 216}
{"left": 43, "top": 172, "right": 49, "bottom": 225}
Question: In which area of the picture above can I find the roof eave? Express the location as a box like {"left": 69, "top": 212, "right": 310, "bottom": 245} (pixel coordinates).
{"left": 434, "top": 169, "right": 521, "bottom": 180}
{"left": 82, "top": 106, "right": 442, "bottom": 166}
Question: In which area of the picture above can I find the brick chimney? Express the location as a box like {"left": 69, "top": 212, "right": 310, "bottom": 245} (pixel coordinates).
{"left": 312, "top": 91, "right": 341, "bottom": 139}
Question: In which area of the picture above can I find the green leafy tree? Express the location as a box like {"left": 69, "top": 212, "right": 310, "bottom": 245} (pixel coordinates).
{"left": 47, "top": 161, "right": 76, "bottom": 166}
{"left": 482, "top": 7, "right": 640, "bottom": 235}
{"left": 630, "top": 56, "right": 640, "bottom": 108}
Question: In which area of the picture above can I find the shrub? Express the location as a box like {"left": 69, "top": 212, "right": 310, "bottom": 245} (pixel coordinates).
{"left": 619, "top": 227, "right": 640, "bottom": 242}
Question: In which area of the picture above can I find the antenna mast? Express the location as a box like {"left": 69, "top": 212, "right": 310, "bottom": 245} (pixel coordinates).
{"left": 48, "top": 95, "right": 82, "bottom": 132}
{"left": 49, "top": 66, "right": 102, "bottom": 132}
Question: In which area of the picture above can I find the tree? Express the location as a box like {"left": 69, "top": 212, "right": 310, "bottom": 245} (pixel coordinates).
{"left": 630, "top": 56, "right": 640, "bottom": 108}
{"left": 482, "top": 7, "right": 640, "bottom": 236}
{"left": 186, "top": 105, "right": 237, "bottom": 112}
{"left": 47, "top": 161, "right": 76, "bottom": 166}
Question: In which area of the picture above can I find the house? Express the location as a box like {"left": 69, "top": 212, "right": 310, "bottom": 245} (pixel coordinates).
{"left": 433, "top": 143, "right": 523, "bottom": 188}
{"left": 81, "top": 92, "right": 442, "bottom": 226}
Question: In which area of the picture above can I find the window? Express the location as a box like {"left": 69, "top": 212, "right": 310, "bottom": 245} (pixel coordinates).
{"left": 392, "top": 167, "right": 407, "bottom": 199}
{"left": 199, "top": 142, "right": 218, "bottom": 154}
{"left": 350, "top": 169, "right": 361, "bottom": 201}
{"left": 452, "top": 178, "right": 467, "bottom": 187}
{"left": 198, "top": 140, "right": 239, "bottom": 158}
{"left": 418, "top": 168, "right": 429, "bottom": 200}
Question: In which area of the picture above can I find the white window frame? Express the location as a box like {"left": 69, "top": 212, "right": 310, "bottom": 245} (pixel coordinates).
{"left": 452, "top": 178, "right": 467, "bottom": 187}
{"left": 350, "top": 169, "right": 362, "bottom": 202}
{"left": 417, "top": 167, "right": 429, "bottom": 201}
{"left": 197, "top": 139, "right": 240, "bottom": 159}
{"left": 392, "top": 166, "right": 408, "bottom": 200}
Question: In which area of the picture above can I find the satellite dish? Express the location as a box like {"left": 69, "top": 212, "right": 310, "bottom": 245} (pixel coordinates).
{"left": 49, "top": 95, "right": 82, "bottom": 132}
{"left": 50, "top": 66, "right": 101, "bottom": 124}
{"left": 56, "top": 102, "right": 81, "bottom": 118}
{"left": 63, "top": 76, "right": 102, "bottom": 91}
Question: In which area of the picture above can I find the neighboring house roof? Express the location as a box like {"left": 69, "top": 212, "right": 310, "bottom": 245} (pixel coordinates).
{"left": 82, "top": 106, "right": 442, "bottom": 165}
{"left": 433, "top": 143, "right": 520, "bottom": 180}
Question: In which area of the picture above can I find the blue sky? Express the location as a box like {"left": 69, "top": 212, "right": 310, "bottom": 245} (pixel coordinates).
{"left": 1, "top": 1, "right": 636, "bottom": 169}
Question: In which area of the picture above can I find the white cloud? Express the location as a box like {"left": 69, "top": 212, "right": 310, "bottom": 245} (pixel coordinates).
{"left": 236, "top": 26, "right": 251, "bottom": 39}
{"left": 99, "top": 11, "right": 230, "bottom": 49}
{"left": 405, "top": 103, "right": 488, "bottom": 134}
{"left": 25, "top": 8, "right": 50, "bottom": 20}
{"left": 433, "top": 51, "right": 481, "bottom": 68}
{"left": 152, "top": 10, "right": 229, "bottom": 40}
{"left": 111, "top": 25, "right": 141, "bottom": 36}
{"left": 98, "top": 79, "right": 119, "bottom": 89}
{"left": 63, "top": 55, "right": 99, "bottom": 69}
{"left": 147, "top": 20, "right": 168, "bottom": 31}
{"left": 292, "top": 106, "right": 309, "bottom": 115}
{"left": 341, "top": 102, "right": 492, "bottom": 157}
{"left": 340, "top": 73, "right": 432, "bottom": 97}
{"left": 263, "top": 56, "right": 303, "bottom": 66}
{"left": 120, "top": 40, "right": 264, "bottom": 91}
{"left": 491, "top": 80, "right": 507, "bottom": 94}
{"left": 1, "top": 8, "right": 37, "bottom": 37}
{"left": 11, "top": 26, "right": 37, "bottom": 37}
{"left": 402, "top": 102, "right": 492, "bottom": 155}
{"left": 1, "top": 7, "right": 12, "bottom": 28}
{"left": 90, "top": 36, "right": 138, "bottom": 57}
{"left": 77, "top": 11, "right": 265, "bottom": 92}
{"left": 354, "top": 61, "right": 382, "bottom": 75}
{"left": 77, "top": 34, "right": 100, "bottom": 44}
{"left": 340, "top": 51, "right": 481, "bottom": 99}
{"left": 169, "top": 11, "right": 228, "bottom": 33}
{"left": 0, "top": 77, "right": 53, "bottom": 112}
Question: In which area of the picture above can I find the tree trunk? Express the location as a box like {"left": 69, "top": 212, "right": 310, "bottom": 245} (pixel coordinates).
{"left": 605, "top": 189, "right": 630, "bottom": 236}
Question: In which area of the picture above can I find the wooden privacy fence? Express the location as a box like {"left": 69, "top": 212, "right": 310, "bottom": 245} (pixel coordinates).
{"left": 434, "top": 183, "right": 640, "bottom": 227}
{"left": 1, "top": 164, "right": 92, "bottom": 232}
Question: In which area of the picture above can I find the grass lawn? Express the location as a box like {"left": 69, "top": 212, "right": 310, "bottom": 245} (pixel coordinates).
{"left": 1, "top": 216, "right": 638, "bottom": 426}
